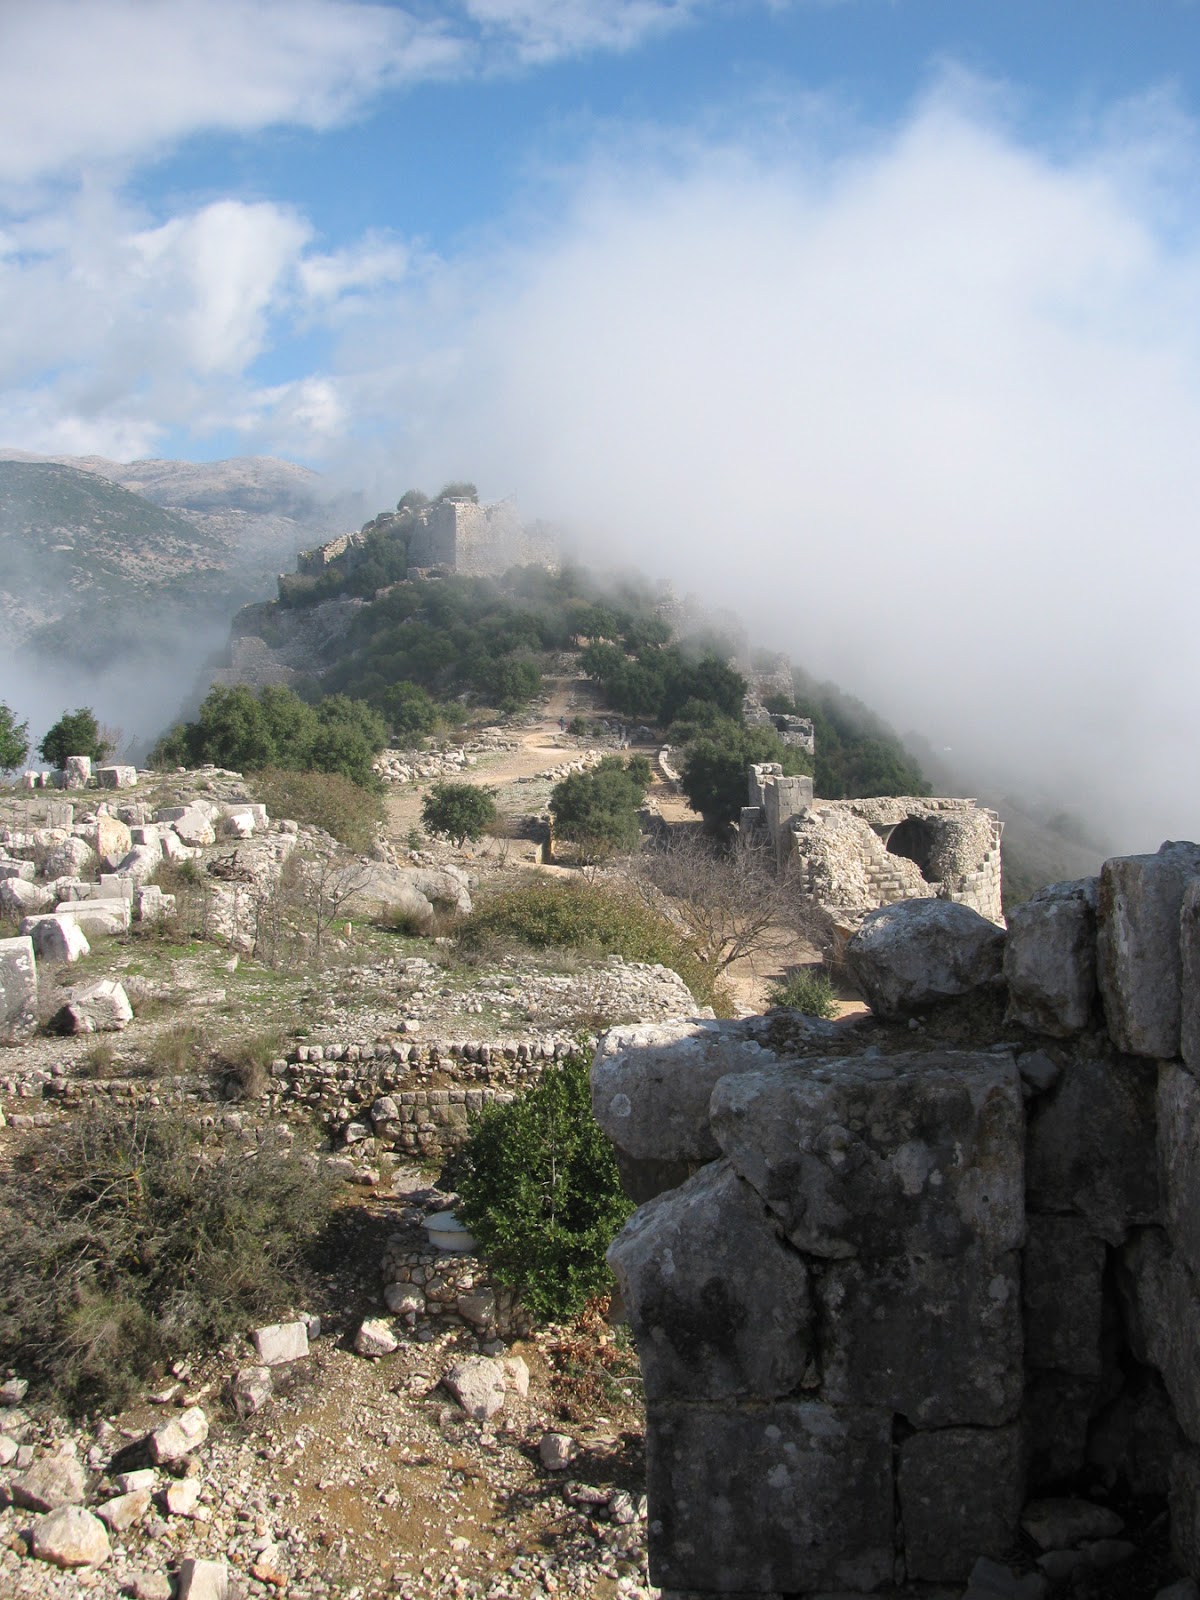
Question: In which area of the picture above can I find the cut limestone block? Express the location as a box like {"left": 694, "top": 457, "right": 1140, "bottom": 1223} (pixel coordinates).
{"left": 898, "top": 1425, "right": 1025, "bottom": 1582}
{"left": 49, "top": 978, "right": 133, "bottom": 1034}
{"left": 250, "top": 1321, "right": 308, "bottom": 1366}
{"left": 1027, "top": 1057, "right": 1159, "bottom": 1244}
{"left": 24, "top": 914, "right": 90, "bottom": 964}
{"left": 710, "top": 1051, "right": 1024, "bottom": 1426}
{"left": 1005, "top": 878, "right": 1098, "bottom": 1037}
{"left": 645, "top": 1400, "right": 892, "bottom": 1595}
{"left": 1098, "top": 843, "right": 1200, "bottom": 1059}
{"left": 608, "top": 1158, "right": 812, "bottom": 1402}
{"left": 0, "top": 935, "right": 38, "bottom": 1039}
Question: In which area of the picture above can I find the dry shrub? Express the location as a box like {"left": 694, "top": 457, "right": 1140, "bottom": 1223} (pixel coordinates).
{"left": 0, "top": 1107, "right": 335, "bottom": 1410}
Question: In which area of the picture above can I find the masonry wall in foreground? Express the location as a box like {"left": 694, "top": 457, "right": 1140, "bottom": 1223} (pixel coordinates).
{"left": 593, "top": 845, "right": 1200, "bottom": 1596}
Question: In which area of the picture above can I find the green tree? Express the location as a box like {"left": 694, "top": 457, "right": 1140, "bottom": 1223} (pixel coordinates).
{"left": 680, "top": 721, "right": 811, "bottom": 833}
{"left": 550, "top": 756, "right": 650, "bottom": 863}
{"left": 38, "top": 708, "right": 112, "bottom": 769}
{"left": 0, "top": 703, "right": 29, "bottom": 771}
{"left": 421, "top": 781, "right": 497, "bottom": 845}
{"left": 455, "top": 1049, "right": 633, "bottom": 1321}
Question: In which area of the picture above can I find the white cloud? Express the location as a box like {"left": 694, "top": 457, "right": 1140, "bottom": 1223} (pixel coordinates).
{"left": 323, "top": 85, "right": 1200, "bottom": 847}
{"left": 464, "top": 0, "right": 703, "bottom": 63}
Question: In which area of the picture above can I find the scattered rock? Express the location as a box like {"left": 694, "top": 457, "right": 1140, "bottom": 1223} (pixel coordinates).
{"left": 10, "top": 1450, "right": 87, "bottom": 1511}
{"left": 148, "top": 1404, "right": 209, "bottom": 1464}
{"left": 31, "top": 1504, "right": 111, "bottom": 1568}
{"left": 355, "top": 1318, "right": 399, "bottom": 1358}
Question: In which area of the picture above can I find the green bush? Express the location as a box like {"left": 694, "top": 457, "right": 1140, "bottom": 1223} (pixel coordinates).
{"left": 0, "top": 701, "right": 29, "bottom": 772}
{"left": 550, "top": 756, "right": 650, "bottom": 863}
{"left": 421, "top": 781, "right": 497, "bottom": 845}
{"left": 253, "top": 766, "right": 385, "bottom": 850}
{"left": 768, "top": 966, "right": 838, "bottom": 1019}
{"left": 38, "top": 707, "right": 112, "bottom": 768}
{"left": 458, "top": 876, "right": 729, "bottom": 1012}
{"left": 455, "top": 1049, "right": 632, "bottom": 1321}
{"left": 0, "top": 1108, "right": 335, "bottom": 1409}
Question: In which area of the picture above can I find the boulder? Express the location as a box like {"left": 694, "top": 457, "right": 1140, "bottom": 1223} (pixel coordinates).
{"left": 25, "top": 914, "right": 90, "bottom": 964}
{"left": 40, "top": 835, "right": 95, "bottom": 877}
{"left": 31, "top": 1504, "right": 110, "bottom": 1567}
{"left": 710, "top": 1051, "right": 1024, "bottom": 1427}
{"left": 11, "top": 1450, "right": 87, "bottom": 1510}
{"left": 0, "top": 935, "right": 38, "bottom": 1038}
{"left": 50, "top": 977, "right": 133, "bottom": 1034}
{"left": 148, "top": 1404, "right": 208, "bottom": 1464}
{"left": 1098, "top": 843, "right": 1200, "bottom": 1059}
{"left": 591, "top": 1019, "right": 781, "bottom": 1199}
{"left": 94, "top": 814, "right": 132, "bottom": 870}
{"left": 169, "top": 808, "right": 217, "bottom": 848}
{"left": 116, "top": 843, "right": 164, "bottom": 884}
{"left": 0, "top": 875, "right": 53, "bottom": 917}
{"left": 1005, "top": 878, "right": 1098, "bottom": 1036}
{"left": 354, "top": 1318, "right": 398, "bottom": 1358}
{"left": 443, "top": 1356, "right": 508, "bottom": 1420}
{"left": 229, "top": 1366, "right": 273, "bottom": 1418}
{"left": 845, "top": 899, "right": 1006, "bottom": 1018}
{"left": 608, "top": 1158, "right": 812, "bottom": 1402}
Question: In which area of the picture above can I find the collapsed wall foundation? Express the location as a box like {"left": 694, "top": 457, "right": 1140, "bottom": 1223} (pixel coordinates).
{"left": 593, "top": 845, "right": 1200, "bottom": 1596}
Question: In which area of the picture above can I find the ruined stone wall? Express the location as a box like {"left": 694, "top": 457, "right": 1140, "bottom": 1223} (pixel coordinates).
{"left": 593, "top": 845, "right": 1200, "bottom": 1595}
{"left": 407, "top": 498, "right": 559, "bottom": 577}
{"left": 295, "top": 529, "right": 362, "bottom": 575}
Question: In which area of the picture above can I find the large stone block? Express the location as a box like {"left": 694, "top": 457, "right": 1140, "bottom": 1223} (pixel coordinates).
{"left": 709, "top": 1051, "right": 1025, "bottom": 1262}
{"left": 898, "top": 1425, "right": 1024, "bottom": 1582}
{"left": 818, "top": 1244, "right": 1023, "bottom": 1426}
{"left": 710, "top": 1052, "right": 1024, "bottom": 1426}
{"left": 1098, "top": 843, "right": 1200, "bottom": 1059}
{"left": 52, "top": 897, "right": 132, "bottom": 937}
{"left": 608, "top": 1159, "right": 812, "bottom": 1402}
{"left": 646, "top": 1401, "right": 892, "bottom": 1595}
{"left": 1120, "top": 1228, "right": 1200, "bottom": 1444}
{"left": 95, "top": 764, "right": 137, "bottom": 789}
{"left": 1027, "top": 1056, "right": 1159, "bottom": 1243}
{"left": 0, "top": 935, "right": 38, "bottom": 1038}
{"left": 1023, "top": 1216, "right": 1105, "bottom": 1376}
{"left": 591, "top": 1020, "right": 781, "bottom": 1178}
{"left": 62, "top": 755, "right": 91, "bottom": 789}
{"left": 1023, "top": 1371, "right": 1097, "bottom": 1488}
{"left": 1004, "top": 878, "right": 1098, "bottom": 1037}
{"left": 94, "top": 814, "right": 132, "bottom": 870}
{"left": 24, "top": 914, "right": 90, "bottom": 964}
{"left": 40, "top": 835, "right": 94, "bottom": 877}
{"left": 0, "top": 875, "right": 53, "bottom": 918}
{"left": 50, "top": 978, "right": 133, "bottom": 1034}
{"left": 845, "top": 899, "right": 1006, "bottom": 1019}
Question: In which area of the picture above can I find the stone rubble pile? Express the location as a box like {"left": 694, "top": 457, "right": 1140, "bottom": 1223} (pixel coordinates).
{"left": 372, "top": 731, "right": 517, "bottom": 785}
{"left": 594, "top": 841, "right": 1200, "bottom": 1598}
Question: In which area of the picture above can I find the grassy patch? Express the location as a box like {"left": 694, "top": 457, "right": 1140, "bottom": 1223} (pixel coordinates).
{"left": 458, "top": 875, "right": 729, "bottom": 1013}
{"left": 768, "top": 965, "right": 838, "bottom": 1019}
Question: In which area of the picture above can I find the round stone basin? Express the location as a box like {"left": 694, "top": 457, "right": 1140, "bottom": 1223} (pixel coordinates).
{"left": 423, "top": 1209, "right": 477, "bottom": 1253}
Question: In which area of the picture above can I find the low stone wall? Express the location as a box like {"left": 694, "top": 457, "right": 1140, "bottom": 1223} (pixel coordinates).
{"left": 592, "top": 845, "right": 1200, "bottom": 1596}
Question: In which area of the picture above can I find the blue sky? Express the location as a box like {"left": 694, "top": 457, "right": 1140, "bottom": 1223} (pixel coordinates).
{"left": 4, "top": 0, "right": 1200, "bottom": 840}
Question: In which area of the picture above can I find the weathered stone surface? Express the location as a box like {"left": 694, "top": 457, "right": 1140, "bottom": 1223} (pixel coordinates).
{"left": 0, "top": 875, "right": 53, "bottom": 917}
{"left": 845, "top": 899, "right": 1006, "bottom": 1019}
{"left": 898, "top": 1425, "right": 1024, "bottom": 1582}
{"left": 1005, "top": 878, "right": 1098, "bottom": 1037}
{"left": 591, "top": 1019, "right": 780, "bottom": 1174}
{"left": 539, "top": 1432, "right": 577, "bottom": 1470}
{"left": 1182, "top": 879, "right": 1200, "bottom": 1078}
{"left": 0, "top": 934, "right": 38, "bottom": 1038}
{"left": 1026, "top": 1055, "right": 1159, "bottom": 1243}
{"left": 177, "top": 1557, "right": 233, "bottom": 1599}
{"left": 31, "top": 1504, "right": 110, "bottom": 1567}
{"left": 1160, "top": 1063, "right": 1200, "bottom": 1280}
{"left": 1088, "top": 1369, "right": 1180, "bottom": 1498}
{"left": 646, "top": 1400, "right": 892, "bottom": 1594}
{"left": 1021, "top": 1497, "right": 1124, "bottom": 1548}
{"left": 229, "top": 1366, "right": 273, "bottom": 1417}
{"left": 443, "top": 1356, "right": 507, "bottom": 1420}
{"left": 961, "top": 1556, "right": 1049, "bottom": 1599}
{"left": 96, "top": 1488, "right": 152, "bottom": 1531}
{"left": 250, "top": 1319, "right": 309, "bottom": 1366}
{"left": 1098, "top": 843, "right": 1200, "bottom": 1059}
{"left": 709, "top": 1052, "right": 1024, "bottom": 1425}
{"left": 1120, "top": 1228, "right": 1200, "bottom": 1443}
{"left": 25, "top": 913, "right": 90, "bottom": 963}
{"left": 62, "top": 755, "right": 92, "bottom": 789}
{"left": 1023, "top": 1216, "right": 1106, "bottom": 1376}
{"left": 50, "top": 976, "right": 133, "bottom": 1034}
{"left": 165, "top": 1478, "right": 203, "bottom": 1516}
{"left": 354, "top": 1317, "right": 398, "bottom": 1357}
{"left": 148, "top": 1404, "right": 208, "bottom": 1463}
{"left": 95, "top": 764, "right": 137, "bottom": 788}
{"left": 11, "top": 1450, "right": 87, "bottom": 1510}
{"left": 117, "top": 843, "right": 164, "bottom": 884}
{"left": 52, "top": 895, "right": 132, "bottom": 936}
{"left": 40, "top": 835, "right": 94, "bottom": 876}
{"left": 94, "top": 814, "right": 133, "bottom": 869}
{"left": 456, "top": 1289, "right": 497, "bottom": 1330}
{"left": 385, "top": 1283, "right": 425, "bottom": 1316}
{"left": 608, "top": 1158, "right": 812, "bottom": 1401}
{"left": 0, "top": 856, "right": 35, "bottom": 882}
{"left": 170, "top": 807, "right": 217, "bottom": 847}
